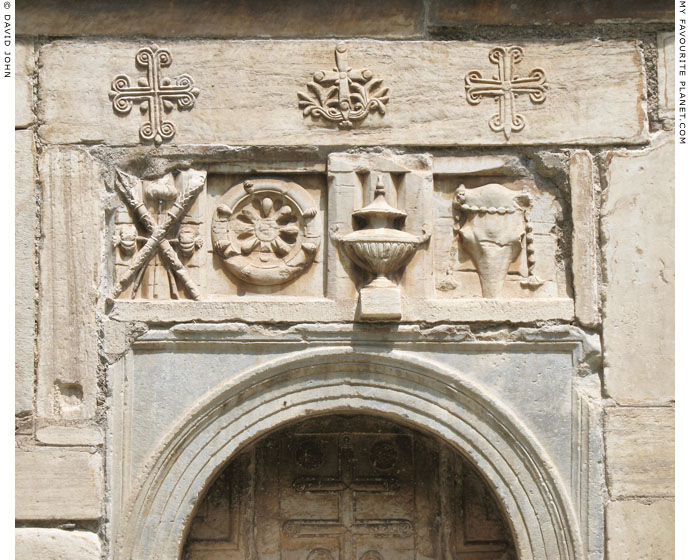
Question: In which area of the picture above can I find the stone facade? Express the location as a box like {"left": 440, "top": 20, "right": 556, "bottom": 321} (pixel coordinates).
{"left": 15, "top": 2, "right": 674, "bottom": 559}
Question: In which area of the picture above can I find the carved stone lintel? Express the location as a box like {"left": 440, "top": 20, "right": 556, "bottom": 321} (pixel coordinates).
{"left": 465, "top": 46, "right": 547, "bottom": 140}
{"left": 298, "top": 43, "right": 390, "bottom": 129}
{"left": 454, "top": 182, "right": 542, "bottom": 298}
{"left": 212, "top": 178, "right": 321, "bottom": 286}
{"left": 109, "top": 44, "right": 200, "bottom": 144}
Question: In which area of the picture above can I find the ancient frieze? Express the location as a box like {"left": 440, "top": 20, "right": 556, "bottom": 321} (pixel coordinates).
{"left": 108, "top": 152, "right": 573, "bottom": 322}
{"left": 39, "top": 40, "right": 646, "bottom": 146}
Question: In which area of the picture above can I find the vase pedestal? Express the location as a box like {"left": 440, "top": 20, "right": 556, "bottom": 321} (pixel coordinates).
{"left": 359, "top": 285, "right": 402, "bottom": 321}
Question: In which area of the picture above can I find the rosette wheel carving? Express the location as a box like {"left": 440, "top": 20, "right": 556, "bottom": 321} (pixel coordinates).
{"left": 212, "top": 178, "right": 321, "bottom": 286}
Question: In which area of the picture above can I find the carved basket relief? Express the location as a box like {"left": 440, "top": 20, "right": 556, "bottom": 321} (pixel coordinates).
{"left": 433, "top": 173, "right": 566, "bottom": 300}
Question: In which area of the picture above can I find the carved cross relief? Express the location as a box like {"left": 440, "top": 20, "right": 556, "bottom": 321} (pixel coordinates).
{"left": 109, "top": 44, "right": 200, "bottom": 144}
{"left": 465, "top": 46, "right": 547, "bottom": 139}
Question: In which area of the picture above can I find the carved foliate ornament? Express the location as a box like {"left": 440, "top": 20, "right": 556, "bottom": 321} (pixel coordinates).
{"left": 454, "top": 183, "right": 543, "bottom": 298}
{"left": 109, "top": 44, "right": 200, "bottom": 144}
{"left": 465, "top": 46, "right": 547, "bottom": 139}
{"left": 298, "top": 44, "right": 390, "bottom": 129}
{"left": 212, "top": 178, "right": 321, "bottom": 286}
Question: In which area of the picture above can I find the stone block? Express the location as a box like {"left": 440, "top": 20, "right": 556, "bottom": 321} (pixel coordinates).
{"left": 360, "top": 285, "right": 402, "bottom": 320}
{"left": 15, "top": 39, "right": 34, "bottom": 128}
{"left": 15, "top": 448, "right": 103, "bottom": 520}
{"left": 15, "top": 130, "right": 35, "bottom": 417}
{"left": 657, "top": 33, "right": 674, "bottom": 119}
{"left": 602, "top": 136, "right": 674, "bottom": 403}
{"left": 38, "top": 40, "right": 646, "bottom": 146}
{"left": 428, "top": 0, "right": 673, "bottom": 26}
{"left": 15, "top": 529, "right": 101, "bottom": 560}
{"left": 37, "top": 148, "right": 103, "bottom": 421}
{"left": 19, "top": 0, "right": 424, "bottom": 38}
{"left": 570, "top": 151, "right": 600, "bottom": 327}
{"left": 606, "top": 499, "right": 674, "bottom": 560}
{"left": 605, "top": 407, "right": 674, "bottom": 498}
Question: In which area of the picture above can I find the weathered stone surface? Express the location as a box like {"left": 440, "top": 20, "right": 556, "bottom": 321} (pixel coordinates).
{"left": 15, "top": 130, "right": 35, "bottom": 417}
{"left": 35, "top": 425, "right": 104, "bottom": 446}
{"left": 657, "top": 32, "right": 674, "bottom": 119}
{"left": 602, "top": 136, "right": 674, "bottom": 403}
{"left": 109, "top": 298, "right": 574, "bottom": 323}
{"left": 429, "top": 0, "right": 674, "bottom": 26}
{"left": 605, "top": 407, "right": 674, "bottom": 498}
{"left": 15, "top": 528, "right": 101, "bottom": 560}
{"left": 570, "top": 151, "right": 600, "bottom": 327}
{"left": 37, "top": 148, "right": 103, "bottom": 421}
{"left": 15, "top": 40, "right": 34, "bottom": 128}
{"left": 15, "top": 448, "right": 103, "bottom": 520}
{"left": 606, "top": 499, "right": 674, "bottom": 560}
{"left": 19, "top": 0, "right": 424, "bottom": 38}
{"left": 38, "top": 40, "right": 646, "bottom": 146}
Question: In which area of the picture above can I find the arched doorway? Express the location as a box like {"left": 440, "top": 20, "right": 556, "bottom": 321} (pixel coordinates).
{"left": 183, "top": 414, "right": 516, "bottom": 559}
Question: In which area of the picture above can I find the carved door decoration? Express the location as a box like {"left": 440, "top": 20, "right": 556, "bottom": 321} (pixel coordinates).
{"left": 212, "top": 178, "right": 322, "bottom": 286}
{"left": 184, "top": 415, "right": 515, "bottom": 559}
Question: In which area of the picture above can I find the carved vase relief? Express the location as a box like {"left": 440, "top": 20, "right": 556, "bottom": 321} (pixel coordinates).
{"left": 184, "top": 415, "right": 515, "bottom": 559}
{"left": 111, "top": 168, "right": 206, "bottom": 300}
{"left": 109, "top": 44, "right": 200, "bottom": 144}
{"left": 453, "top": 182, "right": 542, "bottom": 298}
{"left": 298, "top": 44, "right": 390, "bottom": 129}
{"left": 333, "top": 174, "right": 430, "bottom": 320}
{"left": 212, "top": 178, "right": 322, "bottom": 286}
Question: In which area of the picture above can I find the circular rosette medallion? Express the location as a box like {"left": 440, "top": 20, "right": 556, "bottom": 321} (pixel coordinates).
{"left": 212, "top": 178, "right": 321, "bottom": 286}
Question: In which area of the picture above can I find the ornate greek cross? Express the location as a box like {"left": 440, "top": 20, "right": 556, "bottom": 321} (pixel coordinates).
{"left": 298, "top": 44, "right": 389, "bottom": 129}
{"left": 465, "top": 46, "right": 547, "bottom": 140}
{"left": 109, "top": 44, "right": 200, "bottom": 144}
{"left": 283, "top": 438, "right": 412, "bottom": 560}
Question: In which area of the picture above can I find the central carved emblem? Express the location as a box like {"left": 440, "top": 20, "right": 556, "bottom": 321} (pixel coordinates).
{"left": 465, "top": 46, "right": 547, "bottom": 139}
{"left": 109, "top": 44, "right": 200, "bottom": 144}
{"left": 212, "top": 178, "right": 321, "bottom": 286}
{"left": 298, "top": 43, "right": 390, "bottom": 129}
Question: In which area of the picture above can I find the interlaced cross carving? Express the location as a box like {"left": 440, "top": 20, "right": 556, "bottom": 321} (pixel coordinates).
{"left": 465, "top": 46, "right": 547, "bottom": 140}
{"left": 298, "top": 44, "right": 390, "bottom": 129}
{"left": 283, "top": 437, "right": 412, "bottom": 560}
{"left": 109, "top": 44, "right": 200, "bottom": 144}
{"left": 110, "top": 170, "right": 205, "bottom": 301}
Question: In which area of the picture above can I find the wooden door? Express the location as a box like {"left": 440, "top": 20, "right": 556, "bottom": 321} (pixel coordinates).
{"left": 184, "top": 415, "right": 515, "bottom": 560}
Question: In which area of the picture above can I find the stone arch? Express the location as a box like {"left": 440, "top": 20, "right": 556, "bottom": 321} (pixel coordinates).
{"left": 115, "top": 349, "right": 583, "bottom": 560}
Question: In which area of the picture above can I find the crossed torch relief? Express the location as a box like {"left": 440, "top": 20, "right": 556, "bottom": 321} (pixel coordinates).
{"left": 110, "top": 169, "right": 206, "bottom": 301}
{"left": 465, "top": 46, "right": 547, "bottom": 140}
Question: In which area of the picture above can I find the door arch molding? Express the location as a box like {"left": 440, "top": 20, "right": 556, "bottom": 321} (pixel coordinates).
{"left": 115, "top": 348, "right": 583, "bottom": 560}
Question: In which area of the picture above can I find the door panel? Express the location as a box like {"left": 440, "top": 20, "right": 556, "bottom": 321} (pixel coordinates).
{"left": 184, "top": 415, "right": 515, "bottom": 560}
